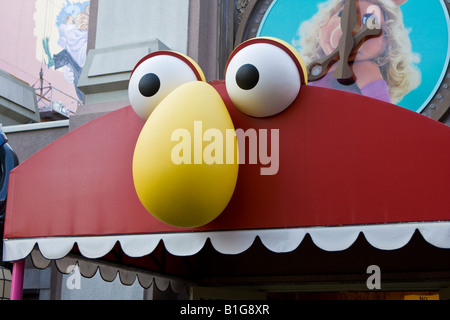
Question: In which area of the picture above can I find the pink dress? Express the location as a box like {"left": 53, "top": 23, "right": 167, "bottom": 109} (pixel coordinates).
{"left": 309, "top": 72, "right": 392, "bottom": 104}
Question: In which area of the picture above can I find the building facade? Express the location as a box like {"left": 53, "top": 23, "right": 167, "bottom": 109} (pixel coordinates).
{"left": 2, "top": 0, "right": 450, "bottom": 300}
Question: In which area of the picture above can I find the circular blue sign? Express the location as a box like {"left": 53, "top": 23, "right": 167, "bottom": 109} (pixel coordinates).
{"left": 258, "top": 0, "right": 450, "bottom": 113}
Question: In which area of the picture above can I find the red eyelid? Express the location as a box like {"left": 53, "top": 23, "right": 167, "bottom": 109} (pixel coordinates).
{"left": 225, "top": 38, "right": 307, "bottom": 85}
{"left": 130, "top": 51, "right": 204, "bottom": 81}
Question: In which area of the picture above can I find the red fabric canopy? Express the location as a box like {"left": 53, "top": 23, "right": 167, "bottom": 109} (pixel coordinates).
{"left": 3, "top": 83, "right": 450, "bottom": 258}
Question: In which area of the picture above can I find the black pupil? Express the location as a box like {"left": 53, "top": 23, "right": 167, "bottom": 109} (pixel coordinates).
{"left": 139, "top": 73, "right": 161, "bottom": 97}
{"left": 236, "top": 64, "right": 259, "bottom": 90}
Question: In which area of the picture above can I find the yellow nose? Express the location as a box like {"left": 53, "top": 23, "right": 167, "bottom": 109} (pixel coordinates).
{"left": 132, "top": 81, "right": 239, "bottom": 228}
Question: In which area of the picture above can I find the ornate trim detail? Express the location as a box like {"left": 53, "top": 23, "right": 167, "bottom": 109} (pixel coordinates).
{"left": 420, "top": 0, "right": 450, "bottom": 123}
{"left": 234, "top": 0, "right": 273, "bottom": 47}
{"left": 236, "top": 0, "right": 251, "bottom": 23}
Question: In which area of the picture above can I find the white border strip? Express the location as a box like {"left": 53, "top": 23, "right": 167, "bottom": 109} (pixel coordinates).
{"left": 4, "top": 222, "right": 450, "bottom": 262}
{"left": 416, "top": 0, "right": 450, "bottom": 113}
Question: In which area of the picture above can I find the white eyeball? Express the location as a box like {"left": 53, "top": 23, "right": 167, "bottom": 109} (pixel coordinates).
{"left": 129, "top": 51, "right": 205, "bottom": 120}
{"left": 225, "top": 38, "right": 307, "bottom": 117}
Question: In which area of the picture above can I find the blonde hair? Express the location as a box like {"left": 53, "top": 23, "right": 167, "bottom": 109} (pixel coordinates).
{"left": 293, "top": 0, "right": 421, "bottom": 103}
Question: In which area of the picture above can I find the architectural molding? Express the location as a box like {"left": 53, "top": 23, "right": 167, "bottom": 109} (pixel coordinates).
{"left": 78, "top": 39, "right": 170, "bottom": 105}
{"left": 0, "top": 70, "right": 40, "bottom": 125}
{"left": 234, "top": 0, "right": 273, "bottom": 47}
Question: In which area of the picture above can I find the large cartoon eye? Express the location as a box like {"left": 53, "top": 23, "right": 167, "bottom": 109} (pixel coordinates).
{"left": 225, "top": 37, "right": 307, "bottom": 117}
{"left": 129, "top": 51, "right": 205, "bottom": 120}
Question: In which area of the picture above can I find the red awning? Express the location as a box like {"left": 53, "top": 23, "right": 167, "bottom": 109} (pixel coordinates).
{"left": 3, "top": 83, "right": 450, "bottom": 265}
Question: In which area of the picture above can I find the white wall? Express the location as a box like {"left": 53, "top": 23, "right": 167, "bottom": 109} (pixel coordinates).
{"left": 78, "top": 0, "right": 191, "bottom": 104}
{"left": 96, "top": 0, "right": 189, "bottom": 53}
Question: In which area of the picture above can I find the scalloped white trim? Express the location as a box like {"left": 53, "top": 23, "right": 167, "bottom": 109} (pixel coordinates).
{"left": 28, "top": 249, "right": 189, "bottom": 292}
{"left": 4, "top": 222, "right": 450, "bottom": 262}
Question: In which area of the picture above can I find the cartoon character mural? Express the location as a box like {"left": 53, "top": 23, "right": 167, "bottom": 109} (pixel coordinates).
{"left": 258, "top": 0, "right": 450, "bottom": 113}
{"left": 37, "top": 0, "right": 90, "bottom": 102}
{"left": 294, "top": 0, "right": 421, "bottom": 104}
